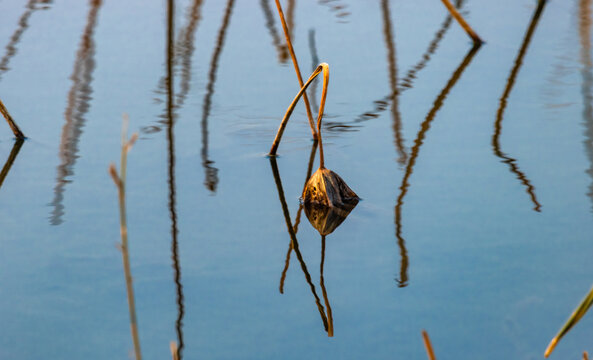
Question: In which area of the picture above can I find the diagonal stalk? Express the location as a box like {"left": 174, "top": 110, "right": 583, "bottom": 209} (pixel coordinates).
{"left": 269, "top": 63, "right": 329, "bottom": 161}
{"left": 0, "top": 98, "right": 24, "bottom": 139}
{"left": 439, "top": 0, "right": 482, "bottom": 44}
{"left": 274, "top": 0, "right": 317, "bottom": 137}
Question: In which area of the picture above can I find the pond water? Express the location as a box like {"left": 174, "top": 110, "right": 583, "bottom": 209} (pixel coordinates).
{"left": 1, "top": 0, "right": 593, "bottom": 359}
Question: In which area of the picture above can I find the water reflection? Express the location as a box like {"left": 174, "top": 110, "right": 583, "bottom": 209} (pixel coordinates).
{"left": 165, "top": 0, "right": 185, "bottom": 357}
{"left": 260, "top": 0, "right": 289, "bottom": 63}
{"left": 318, "top": 0, "right": 350, "bottom": 23}
{"left": 356, "top": 0, "right": 464, "bottom": 125}
{"left": 399, "top": 0, "right": 464, "bottom": 90}
{"left": 0, "top": 0, "right": 52, "bottom": 82}
{"left": 175, "top": 0, "right": 205, "bottom": 108}
{"left": 49, "top": 0, "right": 102, "bottom": 225}
{"left": 279, "top": 140, "right": 318, "bottom": 293}
{"left": 0, "top": 138, "right": 24, "bottom": 191}
{"left": 492, "top": 0, "right": 546, "bottom": 212}
{"left": 579, "top": 0, "right": 593, "bottom": 210}
{"left": 380, "top": 0, "right": 406, "bottom": 165}
{"left": 270, "top": 155, "right": 334, "bottom": 337}
{"left": 395, "top": 44, "right": 481, "bottom": 287}
{"left": 201, "top": 0, "right": 235, "bottom": 193}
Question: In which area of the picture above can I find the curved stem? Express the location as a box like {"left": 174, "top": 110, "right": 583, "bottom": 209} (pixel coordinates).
{"left": 269, "top": 63, "right": 330, "bottom": 157}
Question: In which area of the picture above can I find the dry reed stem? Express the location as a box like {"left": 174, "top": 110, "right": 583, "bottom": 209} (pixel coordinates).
{"left": 269, "top": 63, "right": 329, "bottom": 158}
{"left": 0, "top": 98, "right": 24, "bottom": 139}
{"left": 545, "top": 284, "right": 593, "bottom": 358}
{"left": 422, "top": 330, "right": 436, "bottom": 360}
{"left": 109, "top": 114, "right": 141, "bottom": 360}
{"left": 170, "top": 341, "right": 179, "bottom": 360}
{"left": 584, "top": 351, "right": 589, "bottom": 360}
{"left": 274, "top": 0, "right": 317, "bottom": 137}
{"left": 439, "top": 0, "right": 482, "bottom": 44}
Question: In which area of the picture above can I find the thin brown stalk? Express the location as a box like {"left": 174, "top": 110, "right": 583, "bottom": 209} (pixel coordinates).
{"left": 279, "top": 139, "right": 318, "bottom": 294}
{"left": 584, "top": 351, "right": 590, "bottom": 360}
{"left": 422, "top": 330, "right": 436, "bottom": 360}
{"left": 269, "top": 157, "right": 331, "bottom": 333}
{"left": 0, "top": 98, "right": 24, "bottom": 139}
{"left": 319, "top": 235, "right": 334, "bottom": 336}
{"left": 439, "top": 0, "right": 482, "bottom": 44}
{"left": 170, "top": 341, "right": 179, "bottom": 360}
{"left": 274, "top": 0, "right": 317, "bottom": 137}
{"left": 0, "top": 138, "right": 24, "bottom": 190}
{"left": 109, "top": 115, "right": 141, "bottom": 360}
{"left": 269, "top": 63, "right": 329, "bottom": 158}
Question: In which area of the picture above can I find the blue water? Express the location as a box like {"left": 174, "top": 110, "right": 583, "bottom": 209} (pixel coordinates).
{"left": 1, "top": 0, "right": 592, "bottom": 359}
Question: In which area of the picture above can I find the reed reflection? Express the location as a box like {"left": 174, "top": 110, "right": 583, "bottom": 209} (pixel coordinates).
{"left": 398, "top": 0, "right": 464, "bottom": 91}
{"left": 381, "top": 0, "right": 406, "bottom": 165}
{"left": 201, "top": 0, "right": 235, "bottom": 192}
{"left": 492, "top": 0, "right": 546, "bottom": 212}
{"left": 175, "top": 0, "right": 205, "bottom": 108}
{"left": 579, "top": 0, "right": 593, "bottom": 210}
{"left": 0, "top": 138, "right": 24, "bottom": 191}
{"left": 279, "top": 140, "right": 318, "bottom": 293}
{"left": 260, "top": 0, "right": 289, "bottom": 63}
{"left": 356, "top": 0, "right": 464, "bottom": 125}
{"left": 270, "top": 154, "right": 335, "bottom": 337}
{"left": 165, "top": 0, "right": 185, "bottom": 357}
{"left": 0, "top": 0, "right": 52, "bottom": 82}
{"left": 49, "top": 0, "right": 102, "bottom": 225}
{"left": 395, "top": 44, "right": 481, "bottom": 287}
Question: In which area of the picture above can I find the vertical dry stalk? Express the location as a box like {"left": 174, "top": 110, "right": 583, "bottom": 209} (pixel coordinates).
{"left": 109, "top": 114, "right": 141, "bottom": 360}
{"left": 422, "top": 330, "right": 436, "bottom": 360}
{"left": 269, "top": 63, "right": 329, "bottom": 158}
{"left": 439, "top": 0, "right": 482, "bottom": 44}
{"left": 584, "top": 351, "right": 589, "bottom": 360}
{"left": 170, "top": 341, "right": 179, "bottom": 360}
{"left": 0, "top": 98, "right": 24, "bottom": 139}
{"left": 274, "top": 0, "right": 317, "bottom": 137}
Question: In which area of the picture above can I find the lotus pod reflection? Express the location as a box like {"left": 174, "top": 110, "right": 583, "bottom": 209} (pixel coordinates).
{"left": 304, "top": 200, "right": 358, "bottom": 235}
{"left": 302, "top": 167, "right": 358, "bottom": 207}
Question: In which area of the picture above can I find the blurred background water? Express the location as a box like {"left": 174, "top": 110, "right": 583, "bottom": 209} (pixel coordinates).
{"left": 1, "top": 0, "right": 593, "bottom": 359}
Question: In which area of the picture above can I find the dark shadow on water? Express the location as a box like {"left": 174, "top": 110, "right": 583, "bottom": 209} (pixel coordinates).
{"left": 260, "top": 0, "right": 289, "bottom": 63}
{"left": 0, "top": 0, "right": 52, "bottom": 82}
{"left": 492, "top": 0, "right": 546, "bottom": 213}
{"left": 200, "top": 0, "right": 235, "bottom": 193}
{"left": 0, "top": 138, "right": 24, "bottom": 191}
{"left": 49, "top": 0, "right": 102, "bottom": 225}
{"left": 395, "top": 44, "right": 481, "bottom": 288}
{"left": 579, "top": 0, "right": 593, "bottom": 212}
{"left": 165, "top": 0, "right": 185, "bottom": 358}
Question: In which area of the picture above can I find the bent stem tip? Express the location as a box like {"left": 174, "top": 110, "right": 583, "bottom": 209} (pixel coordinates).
{"left": 269, "top": 63, "right": 330, "bottom": 157}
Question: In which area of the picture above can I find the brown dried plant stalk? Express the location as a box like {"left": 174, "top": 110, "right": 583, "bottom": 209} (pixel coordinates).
{"left": 422, "top": 330, "right": 437, "bottom": 360}
{"left": 0, "top": 98, "right": 25, "bottom": 139}
{"left": 108, "top": 114, "right": 141, "bottom": 360}
{"left": 439, "top": 0, "right": 482, "bottom": 44}
{"left": 269, "top": 63, "right": 329, "bottom": 157}
{"left": 274, "top": 0, "right": 317, "bottom": 137}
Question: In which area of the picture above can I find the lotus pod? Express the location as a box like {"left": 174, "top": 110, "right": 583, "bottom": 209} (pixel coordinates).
{"left": 304, "top": 200, "right": 358, "bottom": 236}
{"left": 302, "top": 168, "right": 358, "bottom": 207}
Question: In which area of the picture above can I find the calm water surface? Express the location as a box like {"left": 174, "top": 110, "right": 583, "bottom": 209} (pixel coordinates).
{"left": 1, "top": 0, "right": 593, "bottom": 359}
